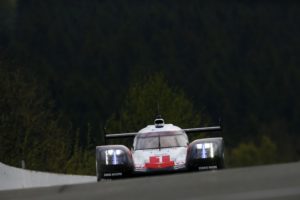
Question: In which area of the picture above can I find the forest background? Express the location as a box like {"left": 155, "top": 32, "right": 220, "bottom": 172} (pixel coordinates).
{"left": 0, "top": 1, "right": 299, "bottom": 175}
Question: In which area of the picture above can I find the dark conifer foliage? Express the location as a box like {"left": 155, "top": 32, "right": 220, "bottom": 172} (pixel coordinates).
{"left": 0, "top": 1, "right": 299, "bottom": 173}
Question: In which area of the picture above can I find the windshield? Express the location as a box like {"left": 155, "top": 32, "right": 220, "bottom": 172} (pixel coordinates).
{"left": 135, "top": 132, "right": 188, "bottom": 150}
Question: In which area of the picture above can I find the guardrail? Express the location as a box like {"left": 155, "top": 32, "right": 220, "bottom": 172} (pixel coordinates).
{"left": 0, "top": 162, "right": 95, "bottom": 190}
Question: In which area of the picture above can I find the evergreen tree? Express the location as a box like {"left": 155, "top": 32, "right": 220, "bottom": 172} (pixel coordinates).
{"left": 228, "top": 135, "right": 277, "bottom": 167}
{"left": 106, "top": 73, "right": 205, "bottom": 144}
{"left": 0, "top": 62, "right": 70, "bottom": 172}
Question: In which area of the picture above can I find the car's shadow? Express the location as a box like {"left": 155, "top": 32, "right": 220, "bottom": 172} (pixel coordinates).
{"left": 102, "top": 166, "right": 221, "bottom": 181}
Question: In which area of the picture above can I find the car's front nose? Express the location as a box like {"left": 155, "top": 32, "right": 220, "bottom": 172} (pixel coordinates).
{"left": 133, "top": 147, "right": 187, "bottom": 173}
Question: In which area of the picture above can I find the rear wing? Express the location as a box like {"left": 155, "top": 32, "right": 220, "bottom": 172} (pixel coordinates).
{"left": 103, "top": 125, "right": 222, "bottom": 144}
{"left": 105, "top": 132, "right": 138, "bottom": 139}
{"left": 104, "top": 132, "right": 138, "bottom": 145}
{"left": 183, "top": 126, "right": 222, "bottom": 133}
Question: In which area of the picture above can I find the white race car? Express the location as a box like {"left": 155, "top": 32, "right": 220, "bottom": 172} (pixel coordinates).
{"left": 96, "top": 117, "right": 224, "bottom": 181}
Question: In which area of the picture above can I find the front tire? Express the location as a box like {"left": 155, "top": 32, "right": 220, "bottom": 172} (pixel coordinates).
{"left": 96, "top": 161, "right": 104, "bottom": 182}
{"left": 187, "top": 165, "right": 199, "bottom": 172}
{"left": 217, "top": 155, "right": 225, "bottom": 169}
{"left": 96, "top": 150, "right": 103, "bottom": 182}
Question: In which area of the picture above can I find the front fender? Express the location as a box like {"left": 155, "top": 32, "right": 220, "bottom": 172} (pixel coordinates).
{"left": 186, "top": 137, "right": 224, "bottom": 169}
{"left": 96, "top": 145, "right": 134, "bottom": 178}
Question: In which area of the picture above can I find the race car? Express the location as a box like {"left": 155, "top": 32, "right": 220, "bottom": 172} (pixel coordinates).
{"left": 96, "top": 117, "right": 224, "bottom": 181}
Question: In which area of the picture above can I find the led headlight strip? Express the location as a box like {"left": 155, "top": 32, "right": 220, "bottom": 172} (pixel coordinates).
{"left": 196, "top": 143, "right": 214, "bottom": 158}
{"left": 105, "top": 149, "right": 123, "bottom": 165}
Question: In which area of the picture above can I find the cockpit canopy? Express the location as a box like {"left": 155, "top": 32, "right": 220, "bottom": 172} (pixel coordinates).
{"left": 134, "top": 131, "right": 188, "bottom": 150}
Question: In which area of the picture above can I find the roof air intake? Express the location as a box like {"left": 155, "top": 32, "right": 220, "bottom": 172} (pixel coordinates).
{"left": 154, "top": 116, "right": 165, "bottom": 128}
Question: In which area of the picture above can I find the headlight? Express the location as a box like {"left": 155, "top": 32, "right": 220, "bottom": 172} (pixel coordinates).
{"left": 104, "top": 149, "right": 124, "bottom": 165}
{"left": 196, "top": 143, "right": 212, "bottom": 149}
{"left": 115, "top": 149, "right": 122, "bottom": 155}
{"left": 196, "top": 143, "right": 214, "bottom": 158}
{"left": 107, "top": 149, "right": 114, "bottom": 156}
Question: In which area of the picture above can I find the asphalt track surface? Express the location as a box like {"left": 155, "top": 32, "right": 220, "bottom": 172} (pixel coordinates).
{"left": 1, "top": 162, "right": 300, "bottom": 200}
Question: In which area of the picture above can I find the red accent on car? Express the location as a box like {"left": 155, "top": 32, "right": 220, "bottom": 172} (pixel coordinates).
{"left": 145, "top": 155, "right": 175, "bottom": 169}
{"left": 162, "top": 155, "right": 170, "bottom": 162}
{"left": 149, "top": 156, "right": 160, "bottom": 164}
